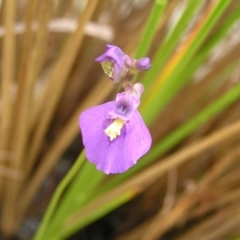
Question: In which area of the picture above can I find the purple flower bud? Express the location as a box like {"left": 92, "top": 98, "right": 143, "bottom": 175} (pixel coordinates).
{"left": 135, "top": 57, "right": 151, "bottom": 71}
{"left": 95, "top": 45, "right": 131, "bottom": 84}
{"left": 79, "top": 90, "right": 152, "bottom": 174}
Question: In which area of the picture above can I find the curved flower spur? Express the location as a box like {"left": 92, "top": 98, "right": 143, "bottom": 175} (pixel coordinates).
{"left": 79, "top": 45, "right": 152, "bottom": 174}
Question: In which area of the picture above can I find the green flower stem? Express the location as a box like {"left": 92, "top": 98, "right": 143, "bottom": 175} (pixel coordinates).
{"left": 33, "top": 151, "right": 85, "bottom": 240}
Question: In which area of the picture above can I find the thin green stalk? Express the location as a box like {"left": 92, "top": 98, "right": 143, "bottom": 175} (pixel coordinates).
{"left": 134, "top": 0, "right": 167, "bottom": 58}
{"left": 201, "top": 5, "right": 240, "bottom": 55}
{"left": 141, "top": 0, "right": 230, "bottom": 125}
{"left": 141, "top": 0, "right": 202, "bottom": 93}
{"left": 33, "top": 151, "right": 85, "bottom": 240}
{"left": 164, "top": 5, "right": 240, "bottom": 90}
{"left": 188, "top": 5, "right": 240, "bottom": 73}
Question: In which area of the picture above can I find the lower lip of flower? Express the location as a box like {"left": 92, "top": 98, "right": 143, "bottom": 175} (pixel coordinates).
{"left": 104, "top": 118, "right": 126, "bottom": 141}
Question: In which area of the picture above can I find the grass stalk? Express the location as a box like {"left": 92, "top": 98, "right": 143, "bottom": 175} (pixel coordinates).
{"left": 141, "top": 0, "right": 202, "bottom": 92}
{"left": 134, "top": 0, "right": 167, "bottom": 58}
{"left": 0, "top": 0, "right": 16, "bottom": 182}
{"left": 141, "top": 0, "right": 230, "bottom": 125}
{"left": 0, "top": 0, "right": 16, "bottom": 235}
{"left": 23, "top": 0, "right": 52, "bottom": 175}
{"left": 26, "top": 0, "right": 99, "bottom": 174}
{"left": 1, "top": 0, "right": 54, "bottom": 235}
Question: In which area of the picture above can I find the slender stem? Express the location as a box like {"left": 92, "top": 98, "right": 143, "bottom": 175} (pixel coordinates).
{"left": 134, "top": 0, "right": 167, "bottom": 58}
{"left": 0, "top": 0, "right": 16, "bottom": 235}
{"left": 141, "top": 1, "right": 230, "bottom": 125}
{"left": 33, "top": 151, "right": 85, "bottom": 240}
{"left": 27, "top": 0, "right": 99, "bottom": 176}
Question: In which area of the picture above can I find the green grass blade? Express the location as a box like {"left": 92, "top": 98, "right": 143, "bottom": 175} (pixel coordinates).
{"left": 53, "top": 190, "right": 134, "bottom": 240}
{"left": 153, "top": 4, "right": 240, "bottom": 97}
{"left": 141, "top": 0, "right": 231, "bottom": 125}
{"left": 34, "top": 151, "right": 85, "bottom": 240}
{"left": 134, "top": 0, "right": 167, "bottom": 58}
{"left": 101, "top": 81, "right": 240, "bottom": 192}
{"left": 189, "top": 5, "right": 240, "bottom": 73}
{"left": 46, "top": 160, "right": 105, "bottom": 237}
{"left": 141, "top": 0, "right": 202, "bottom": 93}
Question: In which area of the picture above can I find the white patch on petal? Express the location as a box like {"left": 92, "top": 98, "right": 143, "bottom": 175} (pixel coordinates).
{"left": 105, "top": 118, "right": 125, "bottom": 141}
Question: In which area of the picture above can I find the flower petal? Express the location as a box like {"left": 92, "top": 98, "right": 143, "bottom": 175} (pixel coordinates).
{"left": 79, "top": 103, "right": 152, "bottom": 174}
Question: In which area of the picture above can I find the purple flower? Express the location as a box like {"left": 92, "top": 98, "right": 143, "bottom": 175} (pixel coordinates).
{"left": 95, "top": 45, "right": 130, "bottom": 85}
{"left": 79, "top": 84, "right": 152, "bottom": 174}
{"left": 81, "top": 45, "right": 152, "bottom": 173}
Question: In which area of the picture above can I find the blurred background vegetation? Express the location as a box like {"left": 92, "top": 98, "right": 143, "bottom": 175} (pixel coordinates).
{"left": 1, "top": 0, "right": 240, "bottom": 239}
